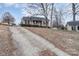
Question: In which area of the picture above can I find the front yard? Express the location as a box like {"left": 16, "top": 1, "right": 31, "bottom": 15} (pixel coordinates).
{"left": 25, "top": 27, "right": 79, "bottom": 56}
{"left": 0, "top": 25, "right": 16, "bottom": 56}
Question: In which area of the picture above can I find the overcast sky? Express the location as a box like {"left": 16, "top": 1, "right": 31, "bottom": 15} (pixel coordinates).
{"left": 0, "top": 3, "right": 76, "bottom": 25}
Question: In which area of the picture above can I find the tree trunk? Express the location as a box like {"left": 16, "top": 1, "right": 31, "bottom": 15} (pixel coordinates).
{"left": 50, "top": 3, "right": 54, "bottom": 28}
{"left": 41, "top": 3, "right": 48, "bottom": 27}
{"left": 72, "top": 3, "right": 76, "bottom": 30}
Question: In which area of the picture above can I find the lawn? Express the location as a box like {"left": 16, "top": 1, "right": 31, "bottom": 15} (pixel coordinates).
{"left": 0, "top": 25, "right": 16, "bottom": 56}
{"left": 25, "top": 27, "right": 79, "bottom": 56}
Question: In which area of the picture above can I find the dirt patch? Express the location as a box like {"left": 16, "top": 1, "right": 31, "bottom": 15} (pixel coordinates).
{"left": 0, "top": 25, "right": 16, "bottom": 56}
{"left": 25, "top": 27, "right": 79, "bottom": 56}
{"left": 38, "top": 49, "right": 56, "bottom": 56}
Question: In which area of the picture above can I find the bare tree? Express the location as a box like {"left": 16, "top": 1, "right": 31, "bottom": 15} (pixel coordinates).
{"left": 58, "top": 9, "right": 64, "bottom": 26}
{"left": 53, "top": 8, "right": 59, "bottom": 28}
{"left": 40, "top": 3, "right": 49, "bottom": 27}
{"left": 72, "top": 3, "right": 76, "bottom": 22}
{"left": 52, "top": 7, "right": 65, "bottom": 28}
{"left": 27, "top": 3, "right": 54, "bottom": 27}
{"left": 26, "top": 3, "right": 43, "bottom": 16}
{"left": 72, "top": 3, "right": 79, "bottom": 30}
{"left": 2, "top": 12, "right": 15, "bottom": 25}
{"left": 29, "top": 3, "right": 49, "bottom": 26}
{"left": 50, "top": 3, "right": 54, "bottom": 27}
{"left": 72, "top": 3, "right": 76, "bottom": 30}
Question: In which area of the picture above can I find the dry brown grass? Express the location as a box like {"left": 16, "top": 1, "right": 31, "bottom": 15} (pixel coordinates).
{"left": 26, "top": 27, "right": 79, "bottom": 56}
{"left": 0, "top": 25, "right": 16, "bottom": 56}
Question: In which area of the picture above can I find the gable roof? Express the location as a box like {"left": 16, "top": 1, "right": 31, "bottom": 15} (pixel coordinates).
{"left": 67, "top": 21, "right": 79, "bottom": 26}
{"left": 22, "top": 16, "right": 49, "bottom": 21}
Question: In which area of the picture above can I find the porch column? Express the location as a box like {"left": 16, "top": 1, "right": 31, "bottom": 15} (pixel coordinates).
{"left": 42, "top": 21, "right": 43, "bottom": 26}
{"left": 28, "top": 20, "right": 29, "bottom": 25}
{"left": 25, "top": 20, "right": 27, "bottom": 25}
{"left": 76, "top": 26, "right": 78, "bottom": 31}
{"left": 40, "top": 21, "right": 42, "bottom": 26}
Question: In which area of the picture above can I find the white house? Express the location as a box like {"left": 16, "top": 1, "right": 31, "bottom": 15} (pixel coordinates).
{"left": 21, "top": 16, "right": 49, "bottom": 27}
{"left": 66, "top": 21, "right": 79, "bottom": 32}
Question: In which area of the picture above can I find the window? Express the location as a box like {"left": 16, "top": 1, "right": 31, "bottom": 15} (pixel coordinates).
{"left": 43, "top": 21, "right": 46, "bottom": 24}
{"left": 77, "top": 26, "right": 79, "bottom": 30}
{"left": 72, "top": 26, "right": 74, "bottom": 30}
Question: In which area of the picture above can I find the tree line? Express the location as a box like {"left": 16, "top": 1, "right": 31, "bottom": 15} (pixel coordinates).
{"left": 1, "top": 3, "right": 79, "bottom": 30}
{"left": 26, "top": 3, "right": 79, "bottom": 29}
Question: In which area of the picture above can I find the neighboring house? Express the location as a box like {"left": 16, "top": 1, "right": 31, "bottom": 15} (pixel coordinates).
{"left": 1, "top": 22, "right": 15, "bottom": 26}
{"left": 21, "top": 16, "right": 49, "bottom": 27}
{"left": 66, "top": 21, "right": 79, "bottom": 31}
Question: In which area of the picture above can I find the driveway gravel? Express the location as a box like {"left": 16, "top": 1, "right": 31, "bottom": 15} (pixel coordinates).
{"left": 9, "top": 26, "right": 70, "bottom": 56}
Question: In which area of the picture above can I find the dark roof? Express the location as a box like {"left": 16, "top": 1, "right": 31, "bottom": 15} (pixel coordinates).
{"left": 67, "top": 21, "right": 79, "bottom": 26}
{"left": 22, "top": 16, "right": 49, "bottom": 21}
{"left": 22, "top": 17, "right": 30, "bottom": 20}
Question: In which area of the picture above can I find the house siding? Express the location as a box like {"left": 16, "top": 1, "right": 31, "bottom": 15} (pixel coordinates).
{"left": 21, "top": 17, "right": 49, "bottom": 27}
{"left": 67, "top": 25, "right": 72, "bottom": 31}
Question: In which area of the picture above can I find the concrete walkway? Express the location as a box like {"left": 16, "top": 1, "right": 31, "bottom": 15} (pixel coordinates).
{"left": 9, "top": 26, "right": 70, "bottom": 56}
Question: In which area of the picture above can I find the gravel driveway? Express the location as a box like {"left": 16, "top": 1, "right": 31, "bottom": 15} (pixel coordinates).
{"left": 9, "top": 26, "right": 70, "bottom": 56}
